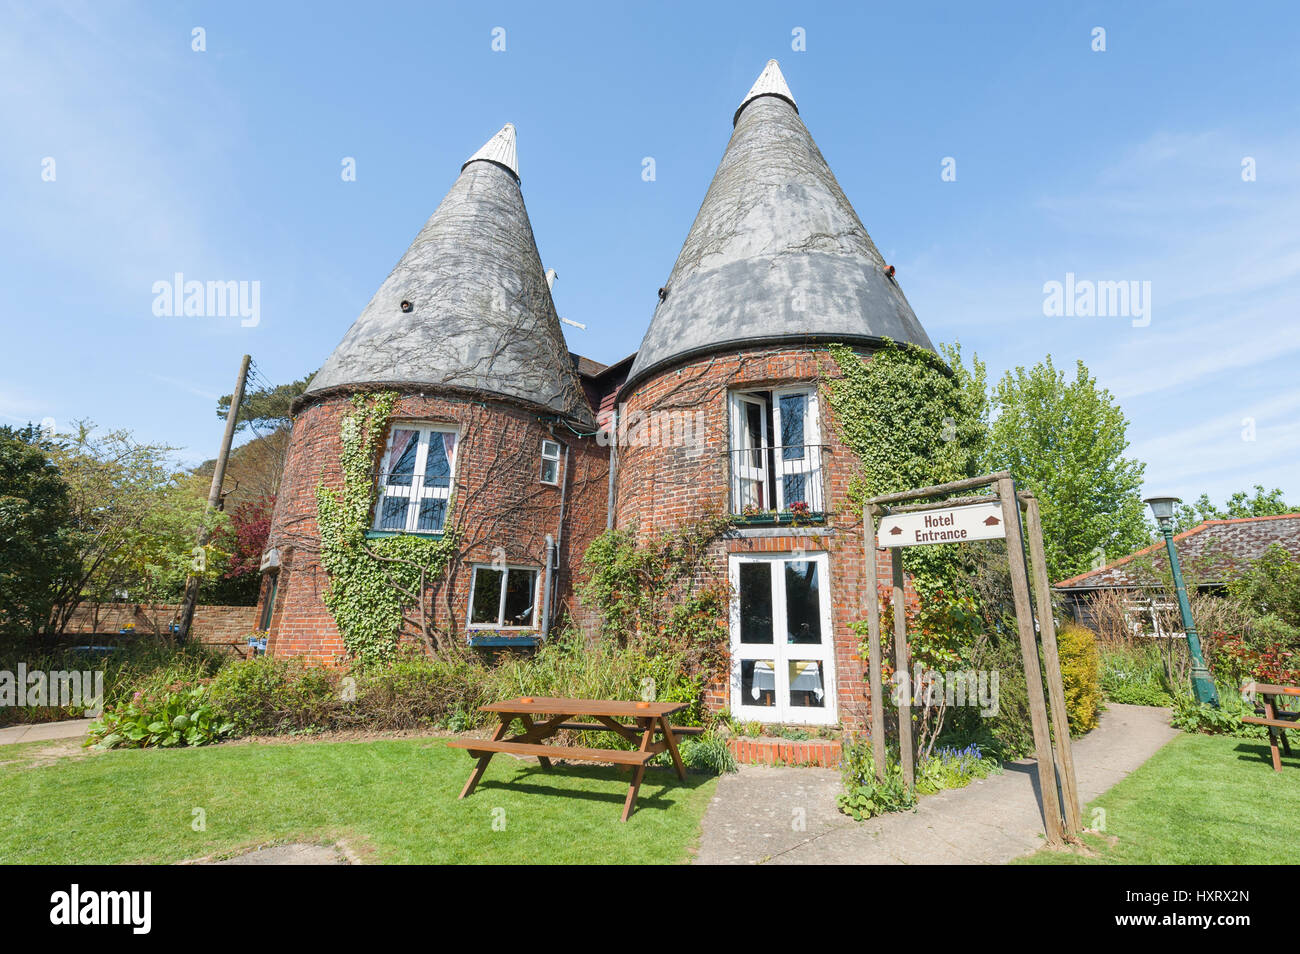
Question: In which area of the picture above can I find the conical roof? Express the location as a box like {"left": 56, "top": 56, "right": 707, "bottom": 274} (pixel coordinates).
{"left": 306, "top": 124, "right": 593, "bottom": 426}
{"left": 626, "top": 61, "right": 935, "bottom": 391}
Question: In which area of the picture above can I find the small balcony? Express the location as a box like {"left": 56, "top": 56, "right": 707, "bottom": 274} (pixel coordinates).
{"left": 727, "top": 444, "right": 828, "bottom": 523}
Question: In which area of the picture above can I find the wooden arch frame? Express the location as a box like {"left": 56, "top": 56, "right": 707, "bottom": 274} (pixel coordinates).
{"left": 862, "top": 471, "right": 1082, "bottom": 846}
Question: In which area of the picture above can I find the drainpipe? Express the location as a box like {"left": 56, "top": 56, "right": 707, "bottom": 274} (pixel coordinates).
{"left": 542, "top": 437, "right": 571, "bottom": 641}
{"left": 541, "top": 534, "right": 555, "bottom": 642}
{"left": 605, "top": 407, "right": 618, "bottom": 530}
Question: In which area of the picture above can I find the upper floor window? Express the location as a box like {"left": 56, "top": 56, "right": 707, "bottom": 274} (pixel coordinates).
{"left": 728, "top": 387, "right": 824, "bottom": 515}
{"left": 374, "top": 423, "right": 458, "bottom": 534}
{"left": 540, "top": 439, "right": 561, "bottom": 485}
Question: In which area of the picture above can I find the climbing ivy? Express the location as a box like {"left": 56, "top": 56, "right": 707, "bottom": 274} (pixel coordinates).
{"left": 824, "top": 340, "right": 988, "bottom": 600}
{"left": 316, "top": 392, "right": 458, "bottom": 664}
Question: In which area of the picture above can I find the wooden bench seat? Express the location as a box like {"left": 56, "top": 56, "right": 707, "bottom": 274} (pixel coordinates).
{"left": 446, "top": 738, "right": 655, "bottom": 765}
{"left": 1242, "top": 715, "right": 1298, "bottom": 730}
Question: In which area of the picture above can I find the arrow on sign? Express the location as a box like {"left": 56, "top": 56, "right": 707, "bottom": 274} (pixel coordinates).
{"left": 983, "top": 515, "right": 1001, "bottom": 526}
{"left": 889, "top": 525, "right": 903, "bottom": 535}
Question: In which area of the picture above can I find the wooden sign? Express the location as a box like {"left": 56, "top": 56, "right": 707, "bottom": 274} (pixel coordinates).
{"left": 877, "top": 502, "right": 1007, "bottom": 547}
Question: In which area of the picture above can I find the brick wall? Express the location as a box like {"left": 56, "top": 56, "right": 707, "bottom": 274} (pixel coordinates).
{"left": 62, "top": 602, "right": 258, "bottom": 650}
{"left": 613, "top": 345, "right": 913, "bottom": 730}
{"left": 261, "top": 390, "right": 610, "bottom": 663}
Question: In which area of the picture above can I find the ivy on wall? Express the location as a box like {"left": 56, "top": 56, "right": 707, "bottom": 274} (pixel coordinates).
{"left": 316, "top": 392, "right": 458, "bottom": 664}
{"left": 823, "top": 340, "right": 988, "bottom": 600}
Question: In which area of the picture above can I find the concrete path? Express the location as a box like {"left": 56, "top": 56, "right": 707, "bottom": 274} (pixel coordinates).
{"left": 694, "top": 703, "right": 1178, "bottom": 864}
{"left": 0, "top": 719, "right": 92, "bottom": 746}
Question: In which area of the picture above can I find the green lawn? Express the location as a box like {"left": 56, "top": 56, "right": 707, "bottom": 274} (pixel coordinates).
{"left": 0, "top": 736, "right": 717, "bottom": 864}
{"left": 1019, "top": 730, "right": 1300, "bottom": 864}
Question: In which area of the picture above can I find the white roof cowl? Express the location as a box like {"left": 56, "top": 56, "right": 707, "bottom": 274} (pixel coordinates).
{"left": 733, "top": 60, "right": 797, "bottom": 125}
{"left": 462, "top": 122, "right": 518, "bottom": 179}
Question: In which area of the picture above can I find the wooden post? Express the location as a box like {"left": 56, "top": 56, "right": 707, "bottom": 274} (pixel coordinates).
{"left": 864, "top": 505, "right": 887, "bottom": 781}
{"left": 890, "top": 544, "right": 914, "bottom": 790}
{"left": 177, "top": 354, "right": 250, "bottom": 641}
{"left": 1024, "top": 495, "right": 1082, "bottom": 835}
{"left": 997, "top": 477, "right": 1065, "bottom": 845}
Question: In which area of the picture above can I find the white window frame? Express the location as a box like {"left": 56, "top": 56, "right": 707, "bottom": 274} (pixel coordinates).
{"left": 729, "top": 391, "right": 770, "bottom": 511}
{"left": 540, "top": 439, "right": 561, "bottom": 485}
{"left": 771, "top": 387, "right": 820, "bottom": 511}
{"left": 372, "top": 422, "right": 458, "bottom": 535}
{"left": 466, "top": 564, "right": 541, "bottom": 631}
{"left": 728, "top": 552, "right": 837, "bottom": 724}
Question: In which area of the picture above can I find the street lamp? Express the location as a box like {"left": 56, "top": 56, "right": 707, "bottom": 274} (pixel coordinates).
{"left": 1144, "top": 496, "right": 1220, "bottom": 707}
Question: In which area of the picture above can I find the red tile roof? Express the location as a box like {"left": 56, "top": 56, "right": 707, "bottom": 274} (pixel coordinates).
{"left": 1054, "top": 513, "right": 1300, "bottom": 590}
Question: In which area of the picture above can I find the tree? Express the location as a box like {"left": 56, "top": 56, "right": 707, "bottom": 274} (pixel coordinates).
{"left": 205, "top": 495, "right": 274, "bottom": 605}
{"left": 43, "top": 423, "right": 229, "bottom": 634}
{"left": 216, "top": 373, "right": 312, "bottom": 434}
{"left": 0, "top": 425, "right": 78, "bottom": 642}
{"left": 985, "top": 356, "right": 1148, "bottom": 582}
{"left": 1172, "top": 485, "right": 1295, "bottom": 533}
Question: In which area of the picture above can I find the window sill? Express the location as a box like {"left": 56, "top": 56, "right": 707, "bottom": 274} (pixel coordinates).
{"left": 467, "top": 633, "right": 541, "bottom": 648}
{"left": 734, "top": 512, "right": 826, "bottom": 527}
{"left": 364, "top": 529, "right": 445, "bottom": 540}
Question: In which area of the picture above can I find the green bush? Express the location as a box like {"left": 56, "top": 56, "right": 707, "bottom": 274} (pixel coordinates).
{"left": 1100, "top": 643, "right": 1175, "bottom": 706}
{"left": 1058, "top": 623, "right": 1103, "bottom": 734}
{"left": 208, "top": 656, "right": 341, "bottom": 735}
{"left": 1171, "top": 694, "right": 1269, "bottom": 739}
{"left": 675, "top": 731, "right": 738, "bottom": 774}
{"left": 350, "top": 655, "right": 488, "bottom": 730}
{"left": 838, "top": 741, "right": 917, "bottom": 820}
{"left": 88, "top": 684, "right": 233, "bottom": 748}
{"left": 915, "top": 743, "right": 999, "bottom": 794}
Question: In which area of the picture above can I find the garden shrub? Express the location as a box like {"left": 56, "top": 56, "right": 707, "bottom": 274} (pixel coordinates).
{"left": 208, "top": 655, "right": 342, "bottom": 735}
{"left": 1058, "top": 623, "right": 1102, "bottom": 734}
{"left": 1100, "top": 644, "right": 1174, "bottom": 706}
{"left": 88, "top": 684, "right": 233, "bottom": 749}
{"left": 915, "top": 742, "right": 999, "bottom": 794}
{"left": 674, "top": 731, "right": 738, "bottom": 774}
{"left": 837, "top": 741, "right": 917, "bottom": 820}
{"left": 349, "top": 654, "right": 489, "bottom": 730}
{"left": 1171, "top": 693, "right": 1268, "bottom": 739}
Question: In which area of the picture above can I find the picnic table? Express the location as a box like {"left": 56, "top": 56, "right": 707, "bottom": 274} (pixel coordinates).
{"left": 1242, "top": 682, "right": 1300, "bottom": 771}
{"left": 447, "top": 697, "right": 694, "bottom": 822}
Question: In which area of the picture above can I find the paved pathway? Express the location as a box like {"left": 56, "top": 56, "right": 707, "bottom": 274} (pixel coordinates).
{"left": 694, "top": 703, "right": 1178, "bottom": 864}
{"left": 0, "top": 719, "right": 92, "bottom": 746}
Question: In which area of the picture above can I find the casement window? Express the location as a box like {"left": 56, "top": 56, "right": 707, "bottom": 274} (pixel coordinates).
{"left": 540, "top": 439, "right": 561, "bottom": 485}
{"left": 373, "top": 424, "right": 458, "bottom": 534}
{"left": 727, "top": 387, "right": 824, "bottom": 514}
{"left": 468, "top": 565, "right": 540, "bottom": 630}
{"left": 729, "top": 552, "right": 837, "bottom": 724}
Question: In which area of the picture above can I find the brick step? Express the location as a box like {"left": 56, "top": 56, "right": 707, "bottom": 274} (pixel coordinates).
{"left": 727, "top": 736, "right": 841, "bottom": 768}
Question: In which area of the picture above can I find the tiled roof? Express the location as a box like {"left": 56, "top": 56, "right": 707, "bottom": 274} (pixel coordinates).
{"left": 1054, "top": 513, "right": 1300, "bottom": 589}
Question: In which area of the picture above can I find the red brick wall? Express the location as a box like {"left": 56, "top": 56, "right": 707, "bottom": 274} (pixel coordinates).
{"left": 612, "top": 345, "right": 911, "bottom": 730}
{"left": 62, "top": 602, "right": 258, "bottom": 650}
{"left": 261, "top": 390, "right": 609, "bottom": 663}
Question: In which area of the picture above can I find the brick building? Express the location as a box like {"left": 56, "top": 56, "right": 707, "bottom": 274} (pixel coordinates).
{"left": 259, "top": 62, "right": 936, "bottom": 729}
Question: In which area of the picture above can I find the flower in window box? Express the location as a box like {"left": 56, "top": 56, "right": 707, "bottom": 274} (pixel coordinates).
{"left": 788, "top": 501, "right": 812, "bottom": 523}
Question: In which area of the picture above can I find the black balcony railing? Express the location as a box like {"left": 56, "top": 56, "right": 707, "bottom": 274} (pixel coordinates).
{"left": 727, "top": 444, "right": 828, "bottom": 517}
{"left": 371, "top": 471, "right": 451, "bottom": 533}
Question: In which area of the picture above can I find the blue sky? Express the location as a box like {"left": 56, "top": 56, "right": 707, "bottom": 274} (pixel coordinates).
{"left": 2, "top": 0, "right": 1298, "bottom": 504}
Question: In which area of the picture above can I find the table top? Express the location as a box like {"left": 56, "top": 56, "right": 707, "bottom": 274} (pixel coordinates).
{"left": 1245, "top": 682, "right": 1300, "bottom": 697}
{"left": 480, "top": 696, "right": 687, "bottom": 718}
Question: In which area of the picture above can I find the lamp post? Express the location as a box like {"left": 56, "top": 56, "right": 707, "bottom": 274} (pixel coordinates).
{"left": 1144, "top": 496, "right": 1220, "bottom": 708}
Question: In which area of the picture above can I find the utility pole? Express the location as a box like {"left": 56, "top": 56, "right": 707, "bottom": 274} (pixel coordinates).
{"left": 176, "top": 354, "right": 251, "bottom": 642}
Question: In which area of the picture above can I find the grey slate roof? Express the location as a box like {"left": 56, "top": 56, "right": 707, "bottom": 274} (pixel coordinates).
{"left": 625, "top": 61, "right": 935, "bottom": 392}
{"left": 305, "top": 125, "right": 594, "bottom": 426}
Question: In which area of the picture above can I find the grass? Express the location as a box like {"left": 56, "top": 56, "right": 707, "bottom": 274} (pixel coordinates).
{"left": 1018, "top": 730, "right": 1300, "bottom": 864}
{"left": 0, "top": 736, "right": 718, "bottom": 864}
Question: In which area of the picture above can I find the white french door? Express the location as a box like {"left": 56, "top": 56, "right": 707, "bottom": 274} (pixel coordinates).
{"left": 729, "top": 553, "right": 836, "bottom": 724}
